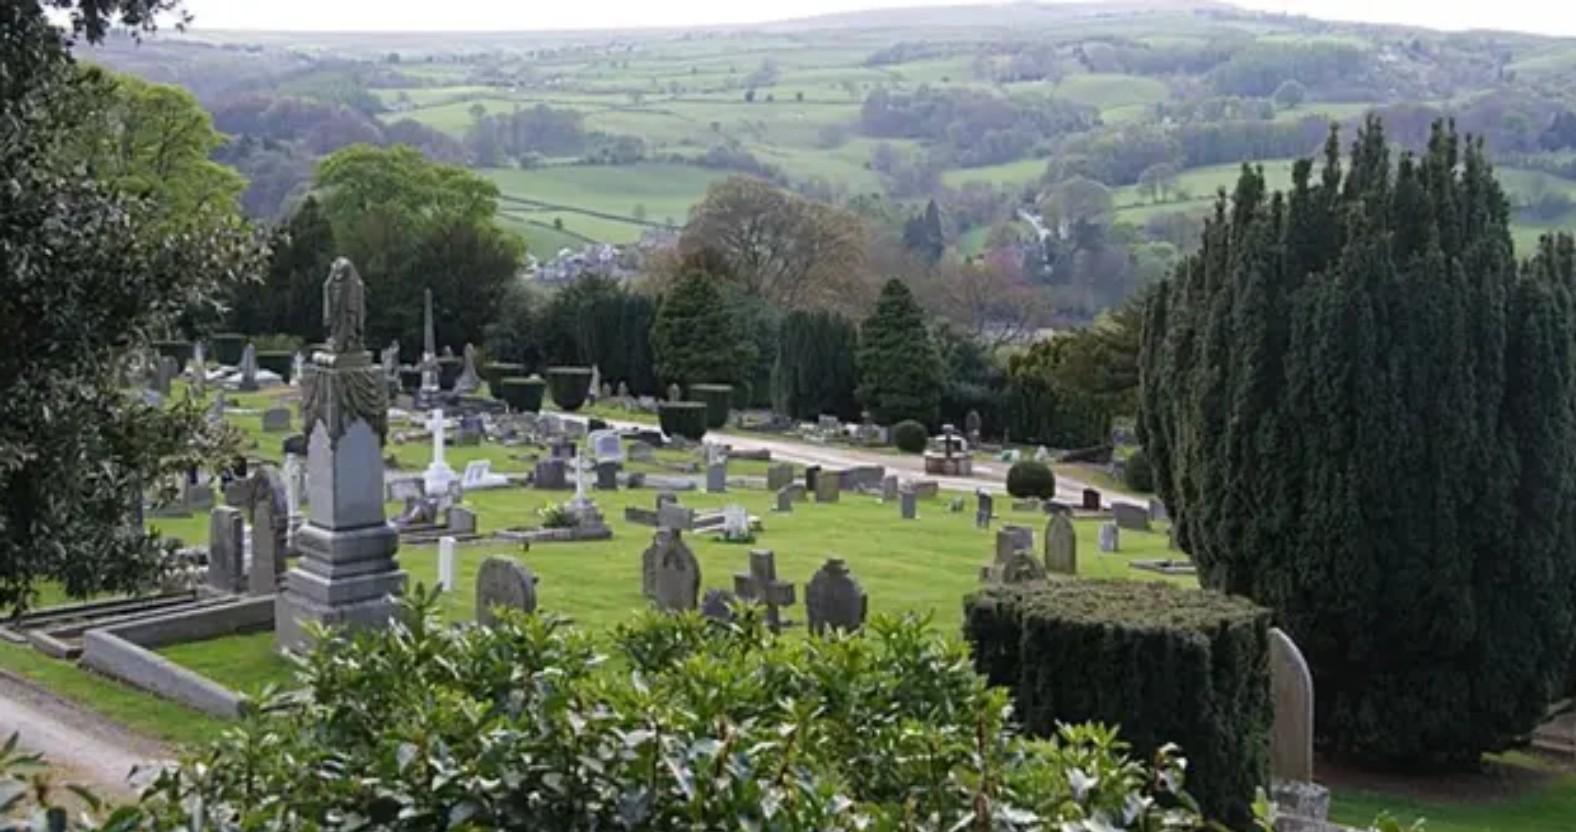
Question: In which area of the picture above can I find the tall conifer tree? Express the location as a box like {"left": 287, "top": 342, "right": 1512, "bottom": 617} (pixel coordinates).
{"left": 858, "top": 279, "right": 942, "bottom": 425}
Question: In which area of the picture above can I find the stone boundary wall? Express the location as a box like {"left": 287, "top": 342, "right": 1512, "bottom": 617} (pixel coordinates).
{"left": 79, "top": 597, "right": 275, "bottom": 719}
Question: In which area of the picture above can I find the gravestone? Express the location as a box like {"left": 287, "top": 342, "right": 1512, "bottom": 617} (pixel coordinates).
{"left": 814, "top": 472, "right": 840, "bottom": 503}
{"left": 658, "top": 502, "right": 695, "bottom": 532}
{"left": 1082, "top": 488, "right": 1102, "bottom": 511}
{"left": 804, "top": 465, "right": 821, "bottom": 493}
{"left": 1044, "top": 512, "right": 1077, "bottom": 575}
{"left": 881, "top": 474, "right": 899, "bottom": 502}
{"left": 247, "top": 466, "right": 289, "bottom": 595}
{"left": 152, "top": 355, "right": 176, "bottom": 395}
{"left": 237, "top": 343, "right": 259, "bottom": 392}
{"left": 262, "top": 407, "right": 291, "bottom": 433}
{"left": 534, "top": 457, "right": 568, "bottom": 490}
{"left": 721, "top": 504, "right": 750, "bottom": 542}
{"left": 453, "top": 343, "right": 482, "bottom": 396}
{"left": 1098, "top": 521, "right": 1119, "bottom": 552}
{"left": 1149, "top": 497, "right": 1169, "bottom": 523}
{"left": 475, "top": 557, "right": 538, "bottom": 626}
{"left": 964, "top": 409, "right": 982, "bottom": 445}
{"left": 781, "top": 483, "right": 807, "bottom": 503}
{"left": 449, "top": 506, "right": 477, "bottom": 534}
{"left": 1000, "top": 552, "right": 1047, "bottom": 584}
{"left": 461, "top": 459, "right": 509, "bottom": 491}
{"left": 766, "top": 462, "right": 795, "bottom": 492}
{"left": 389, "top": 478, "right": 424, "bottom": 503}
{"left": 643, "top": 528, "right": 699, "bottom": 612}
{"left": 1269, "top": 627, "right": 1315, "bottom": 782}
{"left": 667, "top": 382, "right": 682, "bottom": 402}
{"left": 590, "top": 429, "right": 624, "bottom": 463}
{"left": 734, "top": 549, "right": 795, "bottom": 633}
{"left": 805, "top": 558, "right": 868, "bottom": 635}
{"left": 596, "top": 460, "right": 620, "bottom": 491}
{"left": 1112, "top": 502, "right": 1151, "bottom": 532}
{"left": 974, "top": 490, "right": 994, "bottom": 529}
{"left": 995, "top": 525, "right": 1034, "bottom": 562}
{"left": 207, "top": 506, "right": 246, "bottom": 594}
{"left": 438, "top": 536, "right": 457, "bottom": 591}
{"left": 700, "top": 588, "right": 735, "bottom": 622}
{"left": 775, "top": 486, "right": 794, "bottom": 513}
{"left": 899, "top": 487, "right": 917, "bottom": 520}
{"left": 911, "top": 481, "right": 940, "bottom": 499}
{"left": 706, "top": 461, "right": 727, "bottom": 493}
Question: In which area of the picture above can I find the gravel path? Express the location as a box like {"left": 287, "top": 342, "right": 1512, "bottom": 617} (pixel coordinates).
{"left": 0, "top": 671, "right": 170, "bottom": 799}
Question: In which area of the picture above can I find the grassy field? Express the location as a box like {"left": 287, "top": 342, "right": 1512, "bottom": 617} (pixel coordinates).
{"left": 482, "top": 162, "right": 730, "bottom": 238}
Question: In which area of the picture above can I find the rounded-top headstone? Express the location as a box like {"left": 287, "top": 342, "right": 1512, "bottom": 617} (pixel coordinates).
{"left": 475, "top": 556, "right": 538, "bottom": 626}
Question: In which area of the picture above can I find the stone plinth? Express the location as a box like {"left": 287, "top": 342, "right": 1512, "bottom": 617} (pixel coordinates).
{"left": 923, "top": 452, "right": 973, "bottom": 476}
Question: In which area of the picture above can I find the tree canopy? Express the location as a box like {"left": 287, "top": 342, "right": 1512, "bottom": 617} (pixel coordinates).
{"left": 857, "top": 279, "right": 942, "bottom": 426}
{"left": 650, "top": 271, "right": 755, "bottom": 388}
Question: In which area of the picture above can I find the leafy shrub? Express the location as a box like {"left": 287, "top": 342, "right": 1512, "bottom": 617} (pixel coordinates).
{"left": 498, "top": 376, "right": 546, "bottom": 413}
{"left": 689, "top": 383, "right": 733, "bottom": 428}
{"left": 964, "top": 581, "right": 1271, "bottom": 828}
{"left": 152, "top": 340, "right": 193, "bottom": 366}
{"left": 546, "top": 365, "right": 591, "bottom": 411}
{"left": 537, "top": 503, "right": 575, "bottom": 529}
{"left": 255, "top": 350, "right": 292, "bottom": 381}
{"left": 483, "top": 362, "right": 524, "bottom": 398}
{"left": 659, "top": 401, "right": 707, "bottom": 440}
{"left": 210, "top": 332, "right": 245, "bottom": 366}
{"left": 893, "top": 419, "right": 928, "bottom": 453}
{"left": 122, "top": 591, "right": 1220, "bottom": 830}
{"left": 1006, "top": 460, "right": 1055, "bottom": 499}
{"left": 1124, "top": 448, "right": 1154, "bottom": 492}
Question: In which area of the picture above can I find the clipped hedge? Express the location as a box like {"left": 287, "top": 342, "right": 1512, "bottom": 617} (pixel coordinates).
{"left": 499, "top": 376, "right": 547, "bottom": 413}
{"left": 257, "top": 350, "right": 293, "bottom": 382}
{"left": 689, "top": 383, "right": 733, "bottom": 429}
{"left": 211, "top": 332, "right": 246, "bottom": 366}
{"left": 485, "top": 362, "right": 525, "bottom": 398}
{"left": 1006, "top": 460, "right": 1055, "bottom": 499}
{"left": 152, "top": 340, "right": 193, "bottom": 367}
{"left": 399, "top": 367, "right": 422, "bottom": 394}
{"left": 893, "top": 420, "right": 928, "bottom": 453}
{"left": 963, "top": 581, "right": 1270, "bottom": 828}
{"left": 659, "top": 401, "right": 707, "bottom": 441}
{"left": 1123, "top": 449, "right": 1154, "bottom": 493}
{"left": 547, "top": 366, "right": 592, "bottom": 412}
{"left": 437, "top": 356, "right": 463, "bottom": 390}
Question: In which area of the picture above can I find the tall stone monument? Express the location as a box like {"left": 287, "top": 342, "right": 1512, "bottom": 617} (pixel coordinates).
{"left": 417, "top": 288, "right": 440, "bottom": 401}
{"left": 276, "top": 257, "right": 406, "bottom": 653}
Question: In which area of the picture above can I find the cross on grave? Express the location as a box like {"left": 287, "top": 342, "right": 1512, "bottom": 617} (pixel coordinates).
{"left": 733, "top": 549, "right": 796, "bottom": 633}
{"left": 423, "top": 408, "right": 458, "bottom": 498}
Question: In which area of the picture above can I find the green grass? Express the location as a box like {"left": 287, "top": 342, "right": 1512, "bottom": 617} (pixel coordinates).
{"left": 1329, "top": 753, "right": 1576, "bottom": 832}
{"left": 157, "top": 632, "right": 293, "bottom": 698}
{"left": 483, "top": 163, "right": 729, "bottom": 234}
{"left": 1051, "top": 73, "right": 1169, "bottom": 111}
{"left": 941, "top": 157, "right": 1048, "bottom": 189}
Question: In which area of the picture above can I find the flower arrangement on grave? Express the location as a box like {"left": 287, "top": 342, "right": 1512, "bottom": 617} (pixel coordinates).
{"left": 537, "top": 503, "right": 576, "bottom": 529}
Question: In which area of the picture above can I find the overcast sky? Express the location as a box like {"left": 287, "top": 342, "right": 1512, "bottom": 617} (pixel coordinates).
{"left": 170, "top": 0, "right": 1568, "bottom": 37}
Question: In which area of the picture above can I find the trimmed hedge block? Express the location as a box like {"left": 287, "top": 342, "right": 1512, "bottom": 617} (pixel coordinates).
{"left": 399, "top": 368, "right": 422, "bottom": 394}
{"left": 499, "top": 376, "right": 546, "bottom": 413}
{"left": 437, "top": 356, "right": 462, "bottom": 390}
{"left": 659, "top": 401, "right": 707, "bottom": 441}
{"left": 689, "top": 383, "right": 733, "bottom": 429}
{"left": 256, "top": 351, "right": 293, "bottom": 382}
{"left": 1124, "top": 449, "right": 1154, "bottom": 493}
{"left": 1006, "top": 460, "right": 1055, "bottom": 499}
{"left": 893, "top": 420, "right": 928, "bottom": 453}
{"left": 152, "top": 340, "right": 193, "bottom": 366}
{"left": 485, "top": 362, "right": 525, "bottom": 398}
{"left": 963, "top": 581, "right": 1270, "bottom": 828}
{"left": 547, "top": 366, "right": 591, "bottom": 412}
{"left": 211, "top": 333, "right": 245, "bottom": 366}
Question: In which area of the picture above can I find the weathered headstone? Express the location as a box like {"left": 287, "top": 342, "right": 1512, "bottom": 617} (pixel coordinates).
{"left": 995, "top": 525, "right": 1033, "bottom": 562}
{"left": 643, "top": 528, "right": 700, "bottom": 611}
{"left": 766, "top": 462, "right": 795, "bottom": 492}
{"left": 667, "top": 382, "right": 682, "bottom": 402}
{"left": 706, "top": 461, "right": 727, "bottom": 493}
{"left": 596, "top": 460, "right": 620, "bottom": 491}
{"left": 1149, "top": 497, "right": 1168, "bottom": 522}
{"left": 658, "top": 502, "right": 695, "bottom": 532}
{"left": 899, "top": 487, "right": 917, "bottom": 520}
{"left": 805, "top": 558, "right": 867, "bottom": 635}
{"left": 207, "top": 506, "right": 246, "bottom": 594}
{"left": 1082, "top": 488, "right": 1102, "bottom": 511}
{"left": 721, "top": 504, "right": 751, "bottom": 541}
{"left": 453, "top": 343, "right": 482, "bottom": 396}
{"left": 1044, "top": 512, "right": 1077, "bottom": 575}
{"left": 700, "top": 588, "right": 735, "bottom": 622}
{"left": 262, "top": 407, "right": 291, "bottom": 433}
{"left": 1112, "top": 502, "right": 1151, "bottom": 532}
{"left": 1098, "top": 521, "right": 1119, "bottom": 552}
{"left": 1269, "top": 627, "right": 1315, "bottom": 782}
{"left": 781, "top": 483, "right": 807, "bottom": 503}
{"left": 881, "top": 474, "right": 899, "bottom": 502}
{"left": 448, "top": 505, "right": 477, "bottom": 535}
{"left": 974, "top": 490, "right": 994, "bottom": 529}
{"left": 590, "top": 429, "right": 624, "bottom": 462}
{"left": 237, "top": 342, "right": 259, "bottom": 392}
{"left": 534, "top": 457, "right": 568, "bottom": 490}
{"left": 247, "top": 466, "right": 289, "bottom": 595}
{"left": 734, "top": 549, "right": 795, "bottom": 633}
{"left": 437, "top": 536, "right": 457, "bottom": 591}
{"left": 475, "top": 556, "right": 537, "bottom": 626}
{"left": 774, "top": 486, "right": 794, "bottom": 513}
{"left": 804, "top": 465, "right": 821, "bottom": 493}
{"left": 814, "top": 472, "right": 840, "bottom": 503}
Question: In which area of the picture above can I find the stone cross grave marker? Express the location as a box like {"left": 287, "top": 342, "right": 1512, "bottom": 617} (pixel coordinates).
{"left": 475, "top": 556, "right": 538, "bottom": 626}
{"left": 734, "top": 549, "right": 795, "bottom": 633}
{"left": 766, "top": 462, "right": 794, "bottom": 492}
{"left": 900, "top": 487, "right": 917, "bottom": 520}
{"left": 658, "top": 502, "right": 695, "bottom": 532}
{"left": 1098, "top": 521, "right": 1119, "bottom": 552}
{"left": 643, "top": 528, "right": 700, "bottom": 612}
{"left": 423, "top": 409, "right": 458, "bottom": 498}
{"left": 805, "top": 558, "right": 868, "bottom": 636}
{"left": 1112, "top": 502, "right": 1151, "bottom": 532}
{"left": 438, "top": 536, "right": 457, "bottom": 591}
{"left": 1044, "top": 512, "right": 1077, "bottom": 575}
{"left": 207, "top": 506, "right": 246, "bottom": 594}
{"left": 974, "top": 490, "right": 994, "bottom": 529}
{"left": 1269, "top": 627, "right": 1315, "bottom": 783}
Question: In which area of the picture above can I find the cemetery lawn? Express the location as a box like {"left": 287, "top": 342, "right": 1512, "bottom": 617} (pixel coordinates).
{"left": 1327, "top": 752, "right": 1576, "bottom": 832}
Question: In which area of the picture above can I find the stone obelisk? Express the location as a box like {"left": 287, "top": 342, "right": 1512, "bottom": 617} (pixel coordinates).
{"left": 417, "top": 287, "right": 440, "bottom": 405}
{"left": 276, "top": 257, "right": 406, "bottom": 653}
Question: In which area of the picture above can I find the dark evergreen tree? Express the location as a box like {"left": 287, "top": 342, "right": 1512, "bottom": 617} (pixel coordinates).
{"left": 1139, "top": 119, "right": 1576, "bottom": 766}
{"left": 773, "top": 310, "right": 859, "bottom": 421}
{"left": 536, "top": 275, "right": 659, "bottom": 394}
{"left": 651, "top": 271, "right": 755, "bottom": 388}
{"left": 857, "top": 279, "right": 942, "bottom": 425}
{"left": 901, "top": 198, "right": 945, "bottom": 264}
{"left": 230, "top": 196, "right": 335, "bottom": 339}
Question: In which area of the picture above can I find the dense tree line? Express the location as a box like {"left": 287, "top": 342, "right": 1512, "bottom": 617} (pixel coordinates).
{"left": 860, "top": 86, "right": 1097, "bottom": 168}
{"left": 1140, "top": 120, "right": 1576, "bottom": 766}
